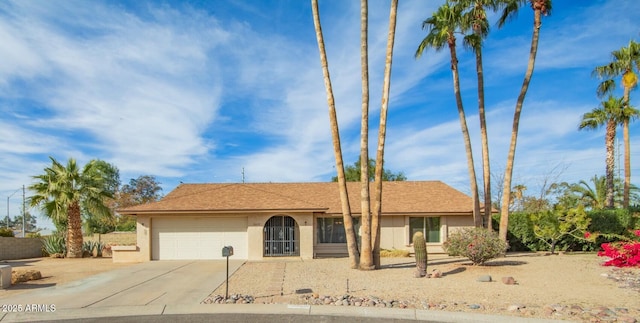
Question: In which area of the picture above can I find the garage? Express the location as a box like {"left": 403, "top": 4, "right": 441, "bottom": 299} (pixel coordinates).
{"left": 151, "top": 217, "right": 247, "bottom": 260}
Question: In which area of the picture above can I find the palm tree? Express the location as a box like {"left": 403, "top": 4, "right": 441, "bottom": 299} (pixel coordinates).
{"left": 311, "top": 0, "right": 360, "bottom": 268}
{"left": 511, "top": 184, "right": 527, "bottom": 211}
{"left": 456, "top": 0, "right": 501, "bottom": 229}
{"left": 416, "top": 2, "right": 482, "bottom": 227}
{"left": 358, "top": 0, "right": 374, "bottom": 270}
{"left": 497, "top": 0, "right": 552, "bottom": 242}
{"left": 579, "top": 96, "right": 627, "bottom": 208}
{"left": 29, "top": 157, "right": 113, "bottom": 258}
{"left": 372, "top": 0, "right": 398, "bottom": 269}
{"left": 593, "top": 40, "right": 640, "bottom": 208}
{"left": 572, "top": 175, "right": 607, "bottom": 210}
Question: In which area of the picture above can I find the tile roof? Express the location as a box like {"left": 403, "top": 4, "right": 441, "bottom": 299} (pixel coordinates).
{"left": 118, "top": 181, "right": 472, "bottom": 215}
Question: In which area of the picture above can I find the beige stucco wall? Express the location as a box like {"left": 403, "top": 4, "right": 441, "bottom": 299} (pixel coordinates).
{"left": 247, "top": 212, "right": 313, "bottom": 260}
{"left": 112, "top": 214, "right": 150, "bottom": 262}
{"left": 122, "top": 212, "right": 473, "bottom": 263}
{"left": 124, "top": 212, "right": 314, "bottom": 263}
{"left": 444, "top": 214, "right": 475, "bottom": 238}
{"left": 379, "top": 214, "right": 474, "bottom": 254}
{"left": 379, "top": 216, "right": 406, "bottom": 250}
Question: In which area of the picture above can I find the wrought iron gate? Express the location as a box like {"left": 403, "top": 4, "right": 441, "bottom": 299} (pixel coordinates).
{"left": 263, "top": 216, "right": 299, "bottom": 257}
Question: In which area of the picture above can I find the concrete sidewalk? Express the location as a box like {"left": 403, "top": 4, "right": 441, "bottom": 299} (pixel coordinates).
{"left": 0, "top": 303, "right": 567, "bottom": 322}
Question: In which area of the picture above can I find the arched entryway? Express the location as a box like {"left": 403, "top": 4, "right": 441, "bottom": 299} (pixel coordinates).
{"left": 263, "top": 215, "right": 299, "bottom": 257}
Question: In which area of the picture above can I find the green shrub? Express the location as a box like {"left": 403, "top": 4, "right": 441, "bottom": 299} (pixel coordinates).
{"left": 504, "top": 212, "right": 547, "bottom": 252}
{"left": 0, "top": 228, "right": 14, "bottom": 237}
{"left": 530, "top": 206, "right": 591, "bottom": 254}
{"left": 500, "top": 208, "right": 640, "bottom": 253}
{"left": 443, "top": 227, "right": 508, "bottom": 265}
{"left": 42, "top": 233, "right": 66, "bottom": 257}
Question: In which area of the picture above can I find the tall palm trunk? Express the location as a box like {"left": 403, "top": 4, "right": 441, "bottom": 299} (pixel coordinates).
{"left": 605, "top": 119, "right": 616, "bottom": 208}
{"left": 499, "top": 8, "right": 542, "bottom": 242}
{"left": 622, "top": 86, "right": 631, "bottom": 208}
{"left": 358, "top": 0, "right": 374, "bottom": 270}
{"left": 67, "top": 201, "right": 83, "bottom": 258}
{"left": 372, "top": 0, "right": 398, "bottom": 269}
{"left": 474, "top": 32, "right": 491, "bottom": 229}
{"left": 448, "top": 36, "right": 481, "bottom": 227}
{"left": 311, "top": 0, "right": 360, "bottom": 268}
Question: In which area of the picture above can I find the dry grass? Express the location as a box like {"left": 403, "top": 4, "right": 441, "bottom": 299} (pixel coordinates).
{"left": 380, "top": 249, "right": 410, "bottom": 257}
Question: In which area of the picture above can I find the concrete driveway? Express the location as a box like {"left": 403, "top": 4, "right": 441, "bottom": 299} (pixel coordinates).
{"left": 1, "top": 260, "right": 245, "bottom": 310}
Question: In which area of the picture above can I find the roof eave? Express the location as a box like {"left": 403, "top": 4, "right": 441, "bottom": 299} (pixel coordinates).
{"left": 118, "top": 208, "right": 329, "bottom": 215}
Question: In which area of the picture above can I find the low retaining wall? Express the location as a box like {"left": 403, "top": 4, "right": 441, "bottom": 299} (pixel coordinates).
{"left": 84, "top": 232, "right": 136, "bottom": 246}
{"left": 0, "top": 237, "right": 44, "bottom": 260}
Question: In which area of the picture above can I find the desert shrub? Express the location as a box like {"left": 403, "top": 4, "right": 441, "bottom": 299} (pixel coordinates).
{"left": 83, "top": 241, "right": 105, "bottom": 257}
{"left": 42, "top": 233, "right": 66, "bottom": 257}
{"left": 0, "top": 228, "right": 14, "bottom": 237}
{"left": 531, "top": 206, "right": 592, "bottom": 254}
{"left": 26, "top": 232, "right": 41, "bottom": 238}
{"left": 443, "top": 227, "right": 508, "bottom": 265}
{"left": 380, "top": 249, "right": 410, "bottom": 257}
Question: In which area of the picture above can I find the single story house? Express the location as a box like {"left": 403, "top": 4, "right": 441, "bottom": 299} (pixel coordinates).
{"left": 114, "top": 181, "right": 474, "bottom": 262}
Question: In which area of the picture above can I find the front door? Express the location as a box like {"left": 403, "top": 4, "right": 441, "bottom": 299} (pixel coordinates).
{"left": 263, "top": 215, "right": 299, "bottom": 257}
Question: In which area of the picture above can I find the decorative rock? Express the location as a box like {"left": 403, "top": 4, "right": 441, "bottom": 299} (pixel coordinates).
{"left": 543, "top": 305, "right": 556, "bottom": 316}
{"left": 618, "top": 316, "right": 637, "bottom": 323}
{"left": 477, "top": 275, "right": 492, "bottom": 282}
{"left": 501, "top": 276, "right": 516, "bottom": 285}
{"left": 201, "top": 291, "right": 640, "bottom": 322}
{"left": 11, "top": 270, "right": 42, "bottom": 284}
{"left": 430, "top": 269, "right": 442, "bottom": 278}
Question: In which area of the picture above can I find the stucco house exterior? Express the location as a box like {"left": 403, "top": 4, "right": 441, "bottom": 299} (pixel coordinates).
{"left": 114, "top": 181, "right": 474, "bottom": 262}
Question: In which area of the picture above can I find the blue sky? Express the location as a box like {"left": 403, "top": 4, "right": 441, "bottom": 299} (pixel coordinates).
{"left": 1, "top": 0, "right": 639, "bottom": 229}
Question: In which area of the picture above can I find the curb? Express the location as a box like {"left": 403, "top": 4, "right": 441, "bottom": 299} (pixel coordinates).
{"left": 0, "top": 304, "right": 568, "bottom": 323}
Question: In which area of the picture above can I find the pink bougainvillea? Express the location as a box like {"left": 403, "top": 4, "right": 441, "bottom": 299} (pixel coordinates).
{"left": 634, "top": 229, "right": 640, "bottom": 238}
{"left": 598, "top": 242, "right": 640, "bottom": 267}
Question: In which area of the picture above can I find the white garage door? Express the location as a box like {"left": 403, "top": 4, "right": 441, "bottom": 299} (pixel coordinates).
{"left": 151, "top": 217, "right": 247, "bottom": 260}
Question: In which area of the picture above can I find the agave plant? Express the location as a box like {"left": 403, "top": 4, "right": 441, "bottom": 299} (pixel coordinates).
{"left": 82, "top": 240, "right": 106, "bottom": 257}
{"left": 42, "top": 233, "right": 66, "bottom": 257}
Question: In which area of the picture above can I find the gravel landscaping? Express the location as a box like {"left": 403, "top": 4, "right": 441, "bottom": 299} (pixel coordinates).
{"left": 205, "top": 253, "right": 640, "bottom": 322}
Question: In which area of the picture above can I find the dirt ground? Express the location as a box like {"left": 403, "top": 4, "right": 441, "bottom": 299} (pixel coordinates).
{"left": 212, "top": 252, "right": 640, "bottom": 321}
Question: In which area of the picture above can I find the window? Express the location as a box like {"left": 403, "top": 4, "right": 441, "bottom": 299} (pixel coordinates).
{"left": 317, "top": 217, "right": 360, "bottom": 243}
{"left": 409, "top": 217, "right": 440, "bottom": 243}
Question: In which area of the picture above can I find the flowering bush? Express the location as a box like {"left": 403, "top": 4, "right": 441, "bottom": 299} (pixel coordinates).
{"left": 597, "top": 229, "right": 640, "bottom": 268}
{"left": 443, "top": 228, "right": 508, "bottom": 265}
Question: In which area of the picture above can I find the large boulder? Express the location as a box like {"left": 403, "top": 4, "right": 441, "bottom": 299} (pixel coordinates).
{"left": 11, "top": 269, "right": 42, "bottom": 284}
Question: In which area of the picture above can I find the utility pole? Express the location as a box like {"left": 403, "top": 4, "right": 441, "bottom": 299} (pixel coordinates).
{"left": 22, "top": 185, "right": 26, "bottom": 238}
{"left": 6, "top": 188, "right": 21, "bottom": 230}
{"left": 242, "top": 167, "right": 245, "bottom": 183}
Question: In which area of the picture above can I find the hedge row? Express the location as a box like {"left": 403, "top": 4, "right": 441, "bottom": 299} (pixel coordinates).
{"left": 495, "top": 207, "right": 640, "bottom": 252}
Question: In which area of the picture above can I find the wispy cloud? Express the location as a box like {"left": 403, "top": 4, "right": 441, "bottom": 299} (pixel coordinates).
{"left": 0, "top": 1, "right": 638, "bottom": 229}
